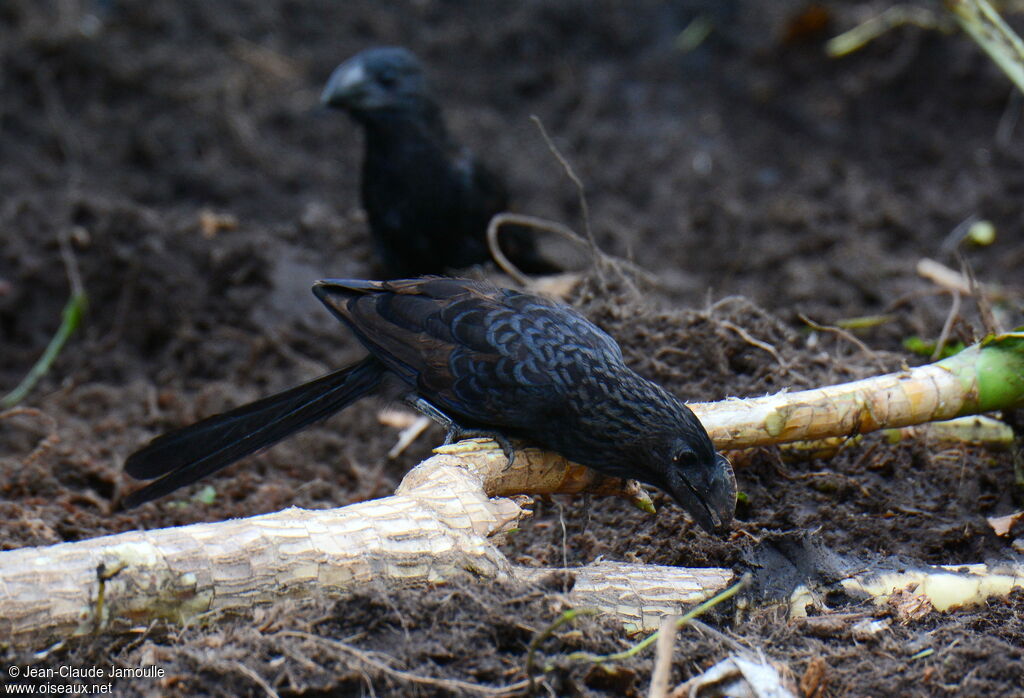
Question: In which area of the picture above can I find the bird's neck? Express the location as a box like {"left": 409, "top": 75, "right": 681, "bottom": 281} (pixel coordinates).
{"left": 612, "top": 368, "right": 694, "bottom": 432}
{"left": 358, "top": 102, "right": 449, "bottom": 150}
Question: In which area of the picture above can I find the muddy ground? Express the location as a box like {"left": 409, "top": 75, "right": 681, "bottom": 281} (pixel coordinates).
{"left": 2, "top": 1, "right": 1024, "bottom": 695}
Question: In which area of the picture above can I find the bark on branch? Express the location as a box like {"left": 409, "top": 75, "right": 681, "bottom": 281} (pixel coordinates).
{"left": 0, "top": 443, "right": 729, "bottom": 647}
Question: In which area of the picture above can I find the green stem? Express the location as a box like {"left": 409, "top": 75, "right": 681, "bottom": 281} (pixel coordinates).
{"left": 565, "top": 574, "right": 750, "bottom": 664}
{"left": 2, "top": 291, "right": 87, "bottom": 409}
{"left": 947, "top": 0, "right": 1024, "bottom": 95}
{"left": 827, "top": 6, "right": 949, "bottom": 58}
{"left": 941, "top": 331, "right": 1024, "bottom": 415}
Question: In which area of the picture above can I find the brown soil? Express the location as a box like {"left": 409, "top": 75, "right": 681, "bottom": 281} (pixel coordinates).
{"left": 2, "top": 1, "right": 1023, "bottom": 695}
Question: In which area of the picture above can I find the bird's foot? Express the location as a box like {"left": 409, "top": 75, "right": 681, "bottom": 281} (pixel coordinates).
{"left": 442, "top": 426, "right": 518, "bottom": 468}
{"left": 407, "top": 397, "right": 519, "bottom": 466}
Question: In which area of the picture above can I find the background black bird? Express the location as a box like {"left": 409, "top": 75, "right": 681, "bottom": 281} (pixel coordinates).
{"left": 321, "top": 47, "right": 557, "bottom": 277}
{"left": 124, "top": 277, "right": 735, "bottom": 532}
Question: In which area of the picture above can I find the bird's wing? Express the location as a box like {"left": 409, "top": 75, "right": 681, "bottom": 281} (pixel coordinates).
{"left": 314, "top": 277, "right": 622, "bottom": 428}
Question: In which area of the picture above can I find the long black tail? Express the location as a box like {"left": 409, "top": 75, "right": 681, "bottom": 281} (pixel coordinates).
{"left": 123, "top": 357, "right": 387, "bottom": 508}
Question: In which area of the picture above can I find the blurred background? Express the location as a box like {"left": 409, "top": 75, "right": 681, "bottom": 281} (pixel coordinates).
{"left": 4, "top": 1, "right": 1021, "bottom": 396}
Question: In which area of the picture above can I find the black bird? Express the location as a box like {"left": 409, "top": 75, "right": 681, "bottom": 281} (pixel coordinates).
{"left": 321, "top": 47, "right": 555, "bottom": 277}
{"left": 124, "top": 277, "right": 735, "bottom": 532}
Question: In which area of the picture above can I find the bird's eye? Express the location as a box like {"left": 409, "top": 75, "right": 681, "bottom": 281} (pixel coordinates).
{"left": 672, "top": 449, "right": 694, "bottom": 464}
{"left": 377, "top": 72, "right": 398, "bottom": 87}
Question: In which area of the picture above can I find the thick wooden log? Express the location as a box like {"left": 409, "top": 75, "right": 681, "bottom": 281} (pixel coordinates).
{"left": 0, "top": 444, "right": 728, "bottom": 647}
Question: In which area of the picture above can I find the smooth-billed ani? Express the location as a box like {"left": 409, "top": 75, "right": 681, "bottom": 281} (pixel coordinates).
{"left": 321, "top": 47, "right": 556, "bottom": 277}
{"left": 124, "top": 277, "right": 735, "bottom": 533}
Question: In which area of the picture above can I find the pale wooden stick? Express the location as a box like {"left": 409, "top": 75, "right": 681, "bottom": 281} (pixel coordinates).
{"left": 518, "top": 563, "right": 734, "bottom": 634}
{"left": 690, "top": 331, "right": 1024, "bottom": 450}
{"left": 917, "top": 257, "right": 974, "bottom": 295}
{"left": 792, "top": 561, "right": 1024, "bottom": 625}
{"left": 648, "top": 613, "right": 679, "bottom": 698}
{"left": 0, "top": 445, "right": 726, "bottom": 647}
{"left": 7, "top": 331, "right": 1023, "bottom": 646}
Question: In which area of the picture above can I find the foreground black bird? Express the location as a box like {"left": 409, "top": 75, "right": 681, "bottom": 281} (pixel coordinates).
{"left": 124, "top": 278, "right": 735, "bottom": 532}
{"left": 321, "top": 47, "right": 555, "bottom": 276}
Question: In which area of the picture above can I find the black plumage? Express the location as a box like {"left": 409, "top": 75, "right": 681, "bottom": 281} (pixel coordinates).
{"left": 124, "top": 277, "right": 735, "bottom": 533}
{"left": 321, "top": 47, "right": 555, "bottom": 277}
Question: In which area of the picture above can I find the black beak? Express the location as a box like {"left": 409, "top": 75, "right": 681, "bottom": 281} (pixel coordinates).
{"left": 321, "top": 57, "right": 368, "bottom": 108}
{"left": 668, "top": 453, "right": 736, "bottom": 535}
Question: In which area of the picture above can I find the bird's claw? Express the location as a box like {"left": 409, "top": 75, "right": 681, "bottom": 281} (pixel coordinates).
{"left": 442, "top": 425, "right": 518, "bottom": 468}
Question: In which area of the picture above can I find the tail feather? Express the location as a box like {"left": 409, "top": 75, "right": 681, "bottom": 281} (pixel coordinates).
{"left": 123, "top": 357, "right": 386, "bottom": 507}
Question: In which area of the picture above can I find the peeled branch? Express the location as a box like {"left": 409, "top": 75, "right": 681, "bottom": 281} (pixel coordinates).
{"left": 761, "top": 415, "right": 1015, "bottom": 463}
{"left": 693, "top": 331, "right": 1024, "bottom": 450}
{"left": 0, "top": 442, "right": 723, "bottom": 647}
{"left": 792, "top": 561, "right": 1024, "bottom": 624}
{"left": 4, "top": 333, "right": 1024, "bottom": 647}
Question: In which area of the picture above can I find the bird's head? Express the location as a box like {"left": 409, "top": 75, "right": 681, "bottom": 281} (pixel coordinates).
{"left": 321, "top": 47, "right": 429, "bottom": 115}
{"left": 641, "top": 419, "right": 736, "bottom": 535}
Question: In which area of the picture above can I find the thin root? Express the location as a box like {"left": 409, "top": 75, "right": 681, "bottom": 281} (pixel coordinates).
{"left": 279, "top": 630, "right": 529, "bottom": 696}
{"left": 487, "top": 211, "right": 659, "bottom": 295}
{"left": 0, "top": 407, "right": 59, "bottom": 463}
{"left": 932, "top": 290, "right": 962, "bottom": 361}
{"left": 717, "top": 320, "right": 783, "bottom": 365}
{"left": 798, "top": 313, "right": 889, "bottom": 372}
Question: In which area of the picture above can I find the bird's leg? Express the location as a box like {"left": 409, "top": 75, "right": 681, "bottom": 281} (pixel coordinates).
{"left": 405, "top": 396, "right": 456, "bottom": 432}
{"left": 406, "top": 397, "right": 518, "bottom": 467}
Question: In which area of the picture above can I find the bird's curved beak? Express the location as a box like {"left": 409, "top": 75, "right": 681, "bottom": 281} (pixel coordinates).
{"left": 668, "top": 453, "right": 737, "bottom": 535}
{"left": 321, "top": 58, "right": 368, "bottom": 108}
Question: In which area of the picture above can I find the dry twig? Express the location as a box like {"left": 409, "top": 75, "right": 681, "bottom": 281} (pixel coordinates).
{"left": 932, "top": 290, "right": 962, "bottom": 361}
{"left": 279, "top": 631, "right": 530, "bottom": 696}
{"left": 648, "top": 613, "right": 679, "bottom": 698}
{"left": 798, "top": 313, "right": 888, "bottom": 372}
